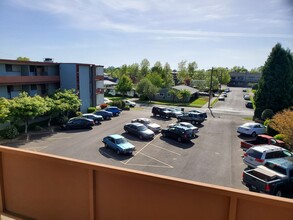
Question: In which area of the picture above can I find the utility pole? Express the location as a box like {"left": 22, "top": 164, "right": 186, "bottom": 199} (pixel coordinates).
{"left": 208, "top": 67, "right": 213, "bottom": 108}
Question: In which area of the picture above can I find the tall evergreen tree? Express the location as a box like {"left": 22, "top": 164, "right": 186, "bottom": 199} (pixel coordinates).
{"left": 254, "top": 43, "right": 293, "bottom": 118}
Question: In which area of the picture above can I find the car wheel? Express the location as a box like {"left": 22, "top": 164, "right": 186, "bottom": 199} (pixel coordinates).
{"left": 177, "top": 137, "right": 182, "bottom": 142}
{"left": 104, "top": 143, "right": 108, "bottom": 148}
{"left": 275, "top": 189, "right": 283, "bottom": 197}
{"left": 178, "top": 118, "right": 182, "bottom": 122}
{"left": 139, "top": 135, "right": 143, "bottom": 140}
{"left": 153, "top": 113, "right": 156, "bottom": 117}
{"left": 191, "top": 121, "right": 196, "bottom": 125}
{"left": 162, "top": 132, "right": 166, "bottom": 137}
{"left": 251, "top": 132, "right": 256, "bottom": 137}
{"left": 125, "top": 129, "right": 129, "bottom": 134}
{"left": 117, "top": 149, "right": 121, "bottom": 155}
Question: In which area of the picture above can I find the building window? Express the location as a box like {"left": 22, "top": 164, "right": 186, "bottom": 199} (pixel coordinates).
{"left": 5, "top": 64, "right": 12, "bottom": 72}
{"left": 31, "top": 84, "right": 37, "bottom": 90}
{"left": 30, "top": 66, "right": 36, "bottom": 72}
{"left": 160, "top": 93, "right": 164, "bottom": 97}
{"left": 167, "top": 93, "right": 171, "bottom": 97}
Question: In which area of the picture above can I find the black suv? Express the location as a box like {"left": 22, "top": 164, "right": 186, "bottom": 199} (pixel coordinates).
{"left": 177, "top": 112, "right": 205, "bottom": 125}
{"left": 161, "top": 126, "right": 195, "bottom": 142}
{"left": 152, "top": 107, "right": 172, "bottom": 119}
{"left": 61, "top": 117, "right": 95, "bottom": 130}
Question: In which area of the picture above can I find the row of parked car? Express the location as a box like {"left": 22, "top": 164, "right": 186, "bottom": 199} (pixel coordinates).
{"left": 237, "top": 121, "right": 293, "bottom": 197}
{"left": 102, "top": 107, "right": 208, "bottom": 155}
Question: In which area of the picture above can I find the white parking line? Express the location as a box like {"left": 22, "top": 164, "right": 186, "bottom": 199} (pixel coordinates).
{"left": 152, "top": 144, "right": 181, "bottom": 156}
{"left": 125, "top": 163, "right": 173, "bottom": 168}
{"left": 25, "top": 146, "right": 48, "bottom": 151}
{"left": 136, "top": 152, "right": 173, "bottom": 168}
{"left": 124, "top": 134, "right": 160, "bottom": 165}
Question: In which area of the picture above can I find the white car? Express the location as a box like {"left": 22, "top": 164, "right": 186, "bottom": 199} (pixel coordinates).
{"left": 104, "top": 98, "right": 112, "bottom": 104}
{"left": 243, "top": 145, "right": 292, "bottom": 168}
{"left": 123, "top": 100, "right": 136, "bottom": 107}
{"left": 237, "top": 122, "right": 266, "bottom": 137}
{"left": 131, "top": 118, "right": 161, "bottom": 133}
{"left": 218, "top": 95, "right": 225, "bottom": 101}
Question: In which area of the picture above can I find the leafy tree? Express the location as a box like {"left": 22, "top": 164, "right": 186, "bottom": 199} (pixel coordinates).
{"left": 151, "top": 61, "right": 163, "bottom": 75}
{"left": 140, "top": 58, "right": 150, "bottom": 78}
{"left": 116, "top": 75, "right": 133, "bottom": 96}
{"left": 179, "top": 89, "right": 191, "bottom": 102}
{"left": 9, "top": 92, "right": 48, "bottom": 134}
{"left": 230, "top": 66, "right": 248, "bottom": 73}
{"left": 0, "top": 97, "right": 10, "bottom": 123}
{"left": 146, "top": 72, "right": 163, "bottom": 88}
{"left": 250, "top": 66, "right": 264, "bottom": 74}
{"left": 213, "top": 67, "right": 231, "bottom": 85}
{"left": 177, "top": 60, "right": 188, "bottom": 83}
{"left": 52, "top": 89, "right": 81, "bottom": 117}
{"left": 269, "top": 109, "right": 293, "bottom": 150}
{"left": 162, "top": 62, "right": 174, "bottom": 88}
{"left": 169, "top": 89, "right": 181, "bottom": 102}
{"left": 17, "top": 57, "right": 30, "bottom": 61}
{"left": 254, "top": 43, "right": 293, "bottom": 118}
{"left": 44, "top": 96, "right": 60, "bottom": 127}
{"left": 128, "top": 63, "right": 140, "bottom": 83}
{"left": 136, "top": 78, "right": 158, "bottom": 102}
{"left": 187, "top": 61, "right": 198, "bottom": 76}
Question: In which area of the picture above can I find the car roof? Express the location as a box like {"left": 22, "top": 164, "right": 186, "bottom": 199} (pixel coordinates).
{"left": 108, "top": 134, "right": 124, "bottom": 139}
{"left": 266, "top": 157, "right": 293, "bottom": 169}
{"left": 250, "top": 145, "right": 282, "bottom": 152}
{"left": 130, "top": 122, "right": 144, "bottom": 126}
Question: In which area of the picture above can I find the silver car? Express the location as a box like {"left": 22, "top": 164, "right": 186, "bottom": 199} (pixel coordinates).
{"left": 131, "top": 118, "right": 161, "bottom": 133}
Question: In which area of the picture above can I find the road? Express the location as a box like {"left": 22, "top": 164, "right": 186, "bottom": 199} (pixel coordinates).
{"left": 2, "top": 87, "right": 252, "bottom": 190}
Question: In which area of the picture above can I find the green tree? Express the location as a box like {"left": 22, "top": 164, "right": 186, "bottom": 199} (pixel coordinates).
{"left": 213, "top": 67, "right": 231, "bottom": 85}
{"left": 177, "top": 60, "right": 188, "bottom": 83}
{"left": 16, "top": 57, "right": 30, "bottom": 61}
{"left": 230, "top": 66, "right": 248, "bottom": 73}
{"left": 146, "top": 72, "right": 163, "bottom": 88}
{"left": 136, "top": 78, "right": 158, "bottom": 102}
{"left": 116, "top": 75, "right": 133, "bottom": 96}
{"left": 162, "top": 62, "right": 174, "bottom": 88}
{"left": 52, "top": 89, "right": 81, "bottom": 117}
{"left": 44, "top": 96, "right": 60, "bottom": 127}
{"left": 254, "top": 43, "right": 293, "bottom": 118}
{"left": 0, "top": 97, "right": 10, "bottom": 123}
{"left": 179, "top": 89, "right": 191, "bottom": 102}
{"left": 9, "top": 92, "right": 48, "bottom": 134}
{"left": 140, "top": 58, "right": 150, "bottom": 79}
{"left": 128, "top": 63, "right": 140, "bottom": 83}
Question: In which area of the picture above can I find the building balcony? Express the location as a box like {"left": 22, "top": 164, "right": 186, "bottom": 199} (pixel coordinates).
{"left": 0, "top": 76, "right": 60, "bottom": 85}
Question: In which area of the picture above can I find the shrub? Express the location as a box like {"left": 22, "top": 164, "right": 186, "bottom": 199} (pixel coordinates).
{"left": 111, "top": 100, "right": 123, "bottom": 109}
{"left": 75, "top": 111, "right": 82, "bottom": 117}
{"left": 2, "top": 125, "right": 19, "bottom": 139}
{"left": 122, "top": 106, "right": 130, "bottom": 111}
{"left": 264, "top": 119, "right": 270, "bottom": 127}
{"left": 274, "top": 134, "right": 285, "bottom": 141}
{"left": 261, "top": 109, "right": 274, "bottom": 120}
{"left": 87, "top": 107, "right": 96, "bottom": 113}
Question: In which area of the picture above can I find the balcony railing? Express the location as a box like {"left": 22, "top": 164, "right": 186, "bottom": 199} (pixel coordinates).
{"left": 0, "top": 146, "right": 292, "bottom": 220}
{"left": 0, "top": 76, "right": 60, "bottom": 85}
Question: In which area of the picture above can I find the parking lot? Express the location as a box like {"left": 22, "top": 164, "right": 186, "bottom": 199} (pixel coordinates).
{"left": 2, "top": 87, "right": 253, "bottom": 191}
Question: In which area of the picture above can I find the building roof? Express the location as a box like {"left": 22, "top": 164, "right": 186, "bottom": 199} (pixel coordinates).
{"left": 172, "top": 85, "right": 199, "bottom": 94}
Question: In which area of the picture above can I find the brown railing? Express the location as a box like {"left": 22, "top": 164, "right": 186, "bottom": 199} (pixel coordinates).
{"left": 0, "top": 146, "right": 292, "bottom": 220}
{"left": 0, "top": 76, "right": 60, "bottom": 85}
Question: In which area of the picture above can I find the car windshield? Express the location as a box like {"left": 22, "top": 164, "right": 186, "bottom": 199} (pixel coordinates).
{"left": 116, "top": 138, "right": 127, "bottom": 144}
{"left": 137, "top": 125, "right": 147, "bottom": 131}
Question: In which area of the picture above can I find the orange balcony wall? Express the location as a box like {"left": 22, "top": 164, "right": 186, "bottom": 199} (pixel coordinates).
{"left": 0, "top": 76, "right": 60, "bottom": 85}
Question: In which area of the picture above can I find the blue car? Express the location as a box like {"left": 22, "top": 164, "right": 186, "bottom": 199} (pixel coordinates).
{"left": 94, "top": 110, "right": 113, "bottom": 120}
{"left": 102, "top": 134, "right": 135, "bottom": 155}
{"left": 104, "top": 106, "right": 122, "bottom": 116}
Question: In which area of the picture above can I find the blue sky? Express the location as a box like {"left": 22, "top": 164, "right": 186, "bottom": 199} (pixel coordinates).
{"left": 0, "top": 0, "right": 292, "bottom": 70}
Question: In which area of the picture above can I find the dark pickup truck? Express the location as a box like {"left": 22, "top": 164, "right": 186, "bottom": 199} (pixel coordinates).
{"left": 242, "top": 157, "right": 293, "bottom": 197}
{"left": 177, "top": 112, "right": 205, "bottom": 125}
{"left": 241, "top": 134, "right": 285, "bottom": 150}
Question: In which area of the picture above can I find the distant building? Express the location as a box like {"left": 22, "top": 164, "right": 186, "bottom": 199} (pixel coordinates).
{"left": 0, "top": 59, "right": 104, "bottom": 112}
{"left": 154, "top": 85, "right": 199, "bottom": 102}
{"left": 228, "top": 72, "right": 261, "bottom": 87}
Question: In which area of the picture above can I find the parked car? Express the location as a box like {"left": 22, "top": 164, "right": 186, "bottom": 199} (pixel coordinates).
{"left": 104, "top": 106, "right": 122, "bottom": 116}
{"left": 221, "top": 92, "right": 227, "bottom": 97}
{"left": 218, "top": 95, "right": 225, "bottom": 101}
{"left": 124, "top": 122, "right": 155, "bottom": 140}
{"left": 94, "top": 110, "right": 113, "bottom": 120}
{"left": 161, "top": 125, "right": 195, "bottom": 142}
{"left": 123, "top": 100, "right": 136, "bottom": 107}
{"left": 188, "top": 109, "right": 207, "bottom": 119}
{"left": 246, "top": 101, "right": 253, "bottom": 109}
{"left": 177, "top": 112, "right": 205, "bottom": 125}
{"left": 104, "top": 98, "right": 112, "bottom": 104}
{"left": 166, "top": 107, "right": 183, "bottom": 118}
{"left": 131, "top": 118, "right": 161, "bottom": 133}
{"left": 243, "top": 145, "right": 293, "bottom": 168}
{"left": 152, "top": 106, "right": 172, "bottom": 119}
{"left": 242, "top": 157, "right": 293, "bottom": 197}
{"left": 168, "top": 122, "right": 199, "bottom": 137}
{"left": 61, "top": 117, "right": 95, "bottom": 130}
{"left": 225, "top": 88, "right": 230, "bottom": 92}
{"left": 102, "top": 134, "right": 135, "bottom": 155}
{"left": 243, "top": 94, "right": 250, "bottom": 100}
{"left": 237, "top": 122, "right": 266, "bottom": 137}
{"left": 82, "top": 113, "right": 103, "bottom": 124}
{"left": 240, "top": 134, "right": 285, "bottom": 150}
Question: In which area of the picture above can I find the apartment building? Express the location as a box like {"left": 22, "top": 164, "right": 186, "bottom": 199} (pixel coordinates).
{"left": 228, "top": 71, "right": 262, "bottom": 87}
{"left": 0, "top": 59, "right": 104, "bottom": 112}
